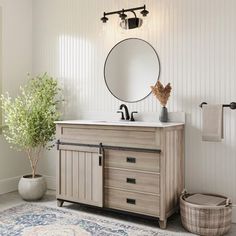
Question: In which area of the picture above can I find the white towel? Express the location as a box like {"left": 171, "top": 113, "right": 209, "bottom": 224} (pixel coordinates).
{"left": 202, "top": 105, "right": 223, "bottom": 142}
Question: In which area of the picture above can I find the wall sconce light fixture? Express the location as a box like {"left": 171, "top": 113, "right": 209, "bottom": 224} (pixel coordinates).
{"left": 101, "top": 5, "right": 149, "bottom": 30}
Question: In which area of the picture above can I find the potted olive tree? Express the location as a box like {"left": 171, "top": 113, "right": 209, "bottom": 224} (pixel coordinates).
{"left": 1, "top": 73, "right": 61, "bottom": 200}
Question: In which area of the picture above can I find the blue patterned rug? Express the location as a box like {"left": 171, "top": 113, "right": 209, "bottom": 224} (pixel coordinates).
{"left": 0, "top": 203, "right": 189, "bottom": 236}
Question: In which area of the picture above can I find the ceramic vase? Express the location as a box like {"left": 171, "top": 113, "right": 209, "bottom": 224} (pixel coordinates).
{"left": 18, "top": 174, "right": 47, "bottom": 201}
{"left": 159, "top": 106, "right": 168, "bottom": 122}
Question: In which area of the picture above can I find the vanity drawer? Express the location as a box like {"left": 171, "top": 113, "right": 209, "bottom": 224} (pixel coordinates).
{"left": 57, "top": 125, "right": 161, "bottom": 149}
{"left": 104, "top": 149, "right": 160, "bottom": 172}
{"left": 105, "top": 188, "right": 160, "bottom": 217}
{"left": 104, "top": 168, "right": 160, "bottom": 194}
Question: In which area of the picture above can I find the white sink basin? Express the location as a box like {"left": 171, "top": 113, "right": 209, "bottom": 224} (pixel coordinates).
{"left": 82, "top": 120, "right": 119, "bottom": 123}
{"left": 93, "top": 120, "right": 132, "bottom": 123}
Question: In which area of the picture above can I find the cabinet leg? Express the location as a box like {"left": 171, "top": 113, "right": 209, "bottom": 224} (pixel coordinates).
{"left": 57, "top": 199, "right": 64, "bottom": 207}
{"left": 159, "top": 219, "right": 167, "bottom": 229}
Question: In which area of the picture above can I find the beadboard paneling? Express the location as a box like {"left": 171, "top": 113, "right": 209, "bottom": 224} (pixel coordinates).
{"left": 0, "top": 0, "right": 32, "bottom": 186}
{"left": 33, "top": 0, "right": 236, "bottom": 216}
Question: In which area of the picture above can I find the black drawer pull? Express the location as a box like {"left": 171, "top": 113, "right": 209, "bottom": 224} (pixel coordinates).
{"left": 126, "top": 178, "right": 136, "bottom": 184}
{"left": 126, "top": 198, "right": 136, "bottom": 205}
{"left": 126, "top": 157, "right": 136, "bottom": 163}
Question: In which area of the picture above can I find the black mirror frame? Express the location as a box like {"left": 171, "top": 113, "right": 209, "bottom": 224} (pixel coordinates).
{"left": 104, "top": 38, "right": 161, "bottom": 103}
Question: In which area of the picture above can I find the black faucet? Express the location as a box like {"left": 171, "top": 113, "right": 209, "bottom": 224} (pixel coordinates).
{"left": 119, "top": 104, "right": 130, "bottom": 120}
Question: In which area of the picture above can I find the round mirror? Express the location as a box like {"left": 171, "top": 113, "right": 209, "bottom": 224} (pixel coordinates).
{"left": 104, "top": 38, "right": 160, "bottom": 103}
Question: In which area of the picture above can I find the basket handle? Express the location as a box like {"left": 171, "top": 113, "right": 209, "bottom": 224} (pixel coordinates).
{"left": 181, "top": 189, "right": 187, "bottom": 195}
{"left": 226, "top": 198, "right": 232, "bottom": 207}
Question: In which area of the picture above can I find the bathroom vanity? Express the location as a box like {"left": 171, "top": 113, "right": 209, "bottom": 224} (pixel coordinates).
{"left": 55, "top": 120, "right": 184, "bottom": 229}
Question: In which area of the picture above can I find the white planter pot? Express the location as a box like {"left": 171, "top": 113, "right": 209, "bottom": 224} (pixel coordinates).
{"left": 18, "top": 175, "right": 47, "bottom": 201}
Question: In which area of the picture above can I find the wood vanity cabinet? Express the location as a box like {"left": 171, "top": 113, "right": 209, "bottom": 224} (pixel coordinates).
{"left": 56, "top": 122, "right": 184, "bottom": 229}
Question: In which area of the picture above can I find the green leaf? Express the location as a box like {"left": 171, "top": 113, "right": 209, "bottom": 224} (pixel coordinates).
{"left": 0, "top": 73, "right": 63, "bottom": 151}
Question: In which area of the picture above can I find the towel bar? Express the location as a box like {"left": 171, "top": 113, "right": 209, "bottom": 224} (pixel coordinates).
{"left": 199, "top": 102, "right": 236, "bottom": 109}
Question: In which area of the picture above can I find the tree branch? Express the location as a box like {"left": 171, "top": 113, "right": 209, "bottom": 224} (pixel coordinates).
{"left": 26, "top": 149, "right": 35, "bottom": 178}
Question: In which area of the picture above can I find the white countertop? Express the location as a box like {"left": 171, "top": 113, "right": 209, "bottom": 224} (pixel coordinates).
{"left": 55, "top": 120, "right": 184, "bottom": 128}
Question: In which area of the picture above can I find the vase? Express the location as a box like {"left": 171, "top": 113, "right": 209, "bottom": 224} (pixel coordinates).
{"left": 159, "top": 106, "right": 168, "bottom": 122}
{"left": 18, "top": 174, "right": 47, "bottom": 201}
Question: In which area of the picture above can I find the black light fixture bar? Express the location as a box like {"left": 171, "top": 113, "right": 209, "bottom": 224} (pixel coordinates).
{"left": 103, "top": 5, "right": 146, "bottom": 17}
{"left": 101, "top": 5, "right": 149, "bottom": 24}
{"left": 101, "top": 5, "right": 149, "bottom": 29}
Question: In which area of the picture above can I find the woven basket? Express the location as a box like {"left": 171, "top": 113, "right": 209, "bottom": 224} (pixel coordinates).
{"left": 180, "top": 192, "right": 232, "bottom": 236}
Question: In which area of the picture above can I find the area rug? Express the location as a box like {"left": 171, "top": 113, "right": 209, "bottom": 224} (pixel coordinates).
{"left": 0, "top": 203, "right": 189, "bottom": 236}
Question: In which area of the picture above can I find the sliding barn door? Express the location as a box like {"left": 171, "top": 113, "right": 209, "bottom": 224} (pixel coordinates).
{"left": 57, "top": 145, "right": 103, "bottom": 207}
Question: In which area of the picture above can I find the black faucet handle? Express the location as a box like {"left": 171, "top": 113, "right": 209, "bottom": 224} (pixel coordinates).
{"left": 130, "top": 111, "right": 138, "bottom": 122}
{"left": 117, "top": 110, "right": 125, "bottom": 120}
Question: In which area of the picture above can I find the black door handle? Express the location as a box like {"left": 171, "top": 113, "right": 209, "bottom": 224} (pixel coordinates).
{"left": 126, "top": 178, "right": 136, "bottom": 184}
{"left": 99, "top": 143, "right": 103, "bottom": 166}
{"left": 126, "top": 157, "right": 136, "bottom": 163}
{"left": 126, "top": 198, "right": 136, "bottom": 205}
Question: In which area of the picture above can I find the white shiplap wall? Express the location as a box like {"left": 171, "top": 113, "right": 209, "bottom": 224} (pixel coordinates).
{"left": 33, "top": 0, "right": 236, "bottom": 218}
{"left": 0, "top": 0, "right": 32, "bottom": 193}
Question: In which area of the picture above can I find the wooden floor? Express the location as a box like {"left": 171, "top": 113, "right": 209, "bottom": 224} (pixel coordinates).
{"left": 0, "top": 191, "right": 236, "bottom": 235}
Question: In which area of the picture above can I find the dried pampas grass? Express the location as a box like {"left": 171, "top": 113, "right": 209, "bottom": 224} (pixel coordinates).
{"left": 151, "top": 81, "right": 172, "bottom": 107}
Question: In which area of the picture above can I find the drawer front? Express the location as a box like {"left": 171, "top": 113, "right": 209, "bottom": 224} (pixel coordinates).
{"left": 105, "top": 188, "right": 160, "bottom": 217}
{"left": 104, "top": 168, "right": 160, "bottom": 194}
{"left": 104, "top": 149, "right": 160, "bottom": 172}
{"left": 57, "top": 125, "right": 160, "bottom": 149}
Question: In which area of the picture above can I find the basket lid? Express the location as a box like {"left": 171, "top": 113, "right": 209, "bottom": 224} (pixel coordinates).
{"left": 185, "top": 194, "right": 226, "bottom": 206}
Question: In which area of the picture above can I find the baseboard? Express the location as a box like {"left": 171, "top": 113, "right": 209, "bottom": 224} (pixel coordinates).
{"left": 44, "top": 175, "right": 56, "bottom": 190}
{"left": 0, "top": 176, "right": 21, "bottom": 195}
